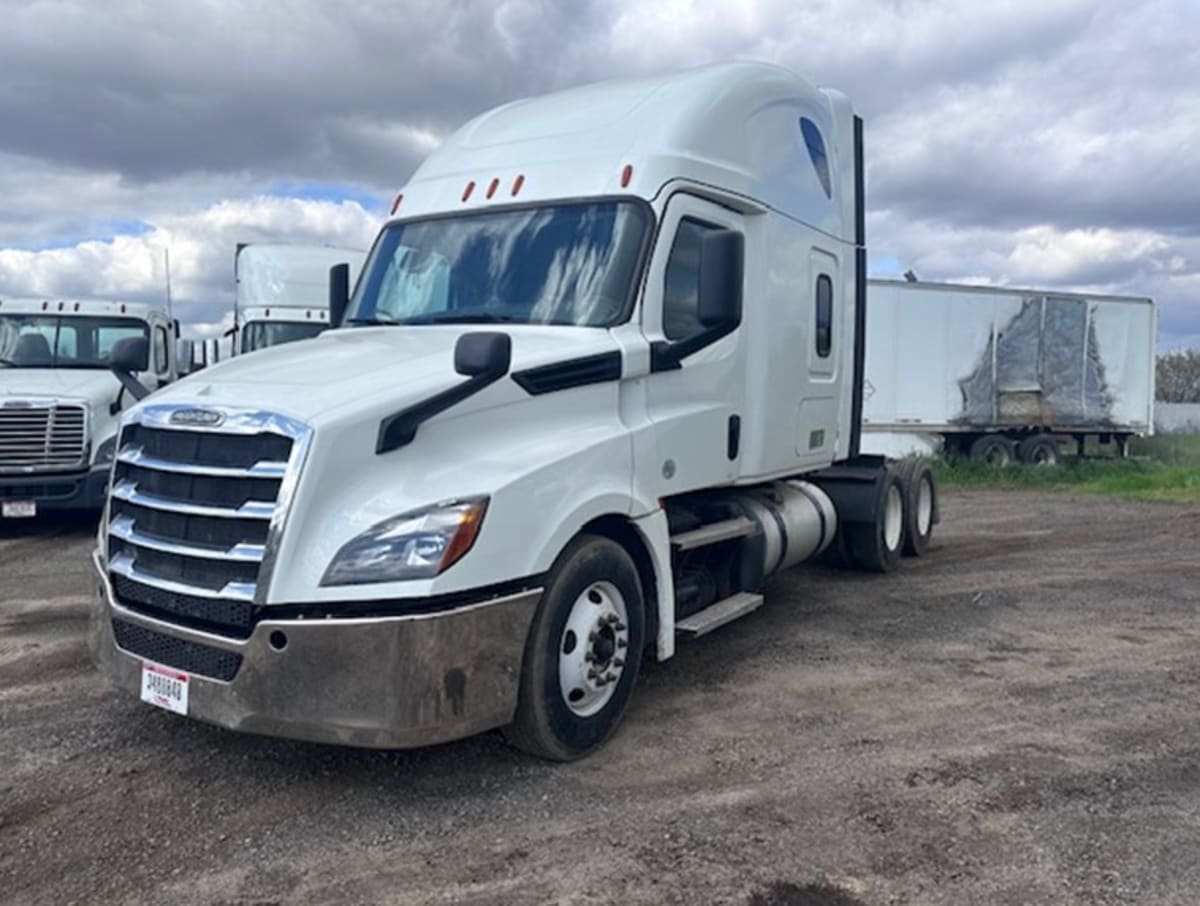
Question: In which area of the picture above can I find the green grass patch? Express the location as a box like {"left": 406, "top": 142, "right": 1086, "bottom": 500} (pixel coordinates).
{"left": 1130, "top": 433, "right": 1200, "bottom": 467}
{"left": 933, "top": 443, "right": 1200, "bottom": 503}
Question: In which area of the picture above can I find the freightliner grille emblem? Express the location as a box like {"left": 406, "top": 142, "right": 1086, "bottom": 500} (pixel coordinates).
{"left": 169, "top": 408, "right": 224, "bottom": 427}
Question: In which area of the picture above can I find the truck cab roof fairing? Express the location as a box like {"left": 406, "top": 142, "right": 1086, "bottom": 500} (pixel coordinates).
{"left": 395, "top": 62, "right": 855, "bottom": 242}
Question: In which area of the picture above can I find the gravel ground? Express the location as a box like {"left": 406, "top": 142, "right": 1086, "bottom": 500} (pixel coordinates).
{"left": 2, "top": 489, "right": 1199, "bottom": 906}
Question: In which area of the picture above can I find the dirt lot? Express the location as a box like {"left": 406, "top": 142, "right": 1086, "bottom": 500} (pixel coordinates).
{"left": 2, "top": 489, "right": 1199, "bottom": 905}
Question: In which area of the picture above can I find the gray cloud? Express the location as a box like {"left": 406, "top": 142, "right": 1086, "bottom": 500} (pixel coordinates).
{"left": 0, "top": 0, "right": 1197, "bottom": 349}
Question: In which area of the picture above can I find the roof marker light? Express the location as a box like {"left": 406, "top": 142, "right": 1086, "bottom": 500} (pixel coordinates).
{"left": 620, "top": 164, "right": 633, "bottom": 188}
{"left": 120, "top": 303, "right": 126, "bottom": 313}
{"left": 462, "top": 181, "right": 476, "bottom": 202}
{"left": 42, "top": 300, "right": 48, "bottom": 310}
{"left": 512, "top": 174, "right": 525, "bottom": 196}
{"left": 390, "top": 192, "right": 404, "bottom": 214}
{"left": 74, "top": 302, "right": 80, "bottom": 311}
{"left": 486, "top": 178, "right": 500, "bottom": 199}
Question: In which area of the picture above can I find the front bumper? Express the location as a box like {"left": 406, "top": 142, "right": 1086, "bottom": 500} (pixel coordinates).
{"left": 87, "top": 552, "right": 543, "bottom": 749}
{"left": 0, "top": 465, "right": 110, "bottom": 512}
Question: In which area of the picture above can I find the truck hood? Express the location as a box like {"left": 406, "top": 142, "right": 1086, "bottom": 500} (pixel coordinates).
{"left": 149, "top": 325, "right": 623, "bottom": 425}
{"left": 0, "top": 368, "right": 121, "bottom": 409}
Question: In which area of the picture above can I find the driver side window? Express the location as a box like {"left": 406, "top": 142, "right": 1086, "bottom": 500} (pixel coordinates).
{"left": 663, "top": 218, "right": 720, "bottom": 342}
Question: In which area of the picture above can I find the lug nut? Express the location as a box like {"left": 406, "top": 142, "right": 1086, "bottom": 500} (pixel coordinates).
{"left": 615, "top": 622, "right": 627, "bottom": 631}
{"left": 617, "top": 639, "right": 628, "bottom": 649}
{"left": 588, "top": 631, "right": 598, "bottom": 642}
{"left": 614, "top": 658, "right": 624, "bottom": 667}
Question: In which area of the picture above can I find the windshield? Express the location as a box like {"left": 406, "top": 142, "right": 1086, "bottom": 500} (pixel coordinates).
{"left": 347, "top": 201, "right": 650, "bottom": 327}
{"left": 240, "top": 320, "right": 327, "bottom": 353}
{"left": 0, "top": 315, "right": 149, "bottom": 369}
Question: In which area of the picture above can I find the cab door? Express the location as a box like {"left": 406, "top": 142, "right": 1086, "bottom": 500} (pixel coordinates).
{"left": 639, "top": 193, "right": 747, "bottom": 498}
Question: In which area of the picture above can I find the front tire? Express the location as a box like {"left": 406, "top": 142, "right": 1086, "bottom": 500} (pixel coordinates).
{"left": 505, "top": 535, "right": 645, "bottom": 761}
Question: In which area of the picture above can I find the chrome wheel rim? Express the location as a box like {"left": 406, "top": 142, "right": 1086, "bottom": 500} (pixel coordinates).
{"left": 884, "top": 484, "right": 904, "bottom": 551}
{"left": 559, "top": 581, "right": 629, "bottom": 718}
{"left": 916, "top": 476, "right": 934, "bottom": 535}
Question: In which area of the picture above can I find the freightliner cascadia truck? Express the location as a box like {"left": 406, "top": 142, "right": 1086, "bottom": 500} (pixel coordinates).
{"left": 0, "top": 297, "right": 178, "bottom": 517}
{"left": 89, "top": 63, "right": 939, "bottom": 760}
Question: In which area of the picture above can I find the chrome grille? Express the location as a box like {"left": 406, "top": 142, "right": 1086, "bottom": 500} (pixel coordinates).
{"left": 105, "top": 406, "right": 310, "bottom": 640}
{"left": 0, "top": 401, "right": 88, "bottom": 471}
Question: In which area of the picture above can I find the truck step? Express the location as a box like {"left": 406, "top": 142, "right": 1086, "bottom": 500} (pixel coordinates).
{"left": 670, "top": 517, "right": 755, "bottom": 551}
{"left": 676, "top": 592, "right": 764, "bottom": 638}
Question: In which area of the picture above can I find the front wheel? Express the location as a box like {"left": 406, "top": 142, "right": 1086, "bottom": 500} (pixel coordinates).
{"left": 505, "top": 535, "right": 645, "bottom": 761}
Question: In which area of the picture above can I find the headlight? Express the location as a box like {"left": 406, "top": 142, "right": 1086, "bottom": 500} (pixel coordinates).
{"left": 94, "top": 436, "right": 117, "bottom": 467}
{"left": 320, "top": 497, "right": 488, "bottom": 586}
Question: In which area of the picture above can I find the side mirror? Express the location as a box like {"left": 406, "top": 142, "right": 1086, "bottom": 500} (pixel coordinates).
{"left": 109, "top": 337, "right": 151, "bottom": 401}
{"left": 176, "top": 339, "right": 195, "bottom": 376}
{"left": 329, "top": 262, "right": 351, "bottom": 327}
{"left": 110, "top": 336, "right": 149, "bottom": 373}
{"left": 454, "top": 331, "right": 512, "bottom": 378}
{"left": 697, "top": 230, "right": 744, "bottom": 327}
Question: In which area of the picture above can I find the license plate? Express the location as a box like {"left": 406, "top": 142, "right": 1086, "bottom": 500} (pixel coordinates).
{"left": 2, "top": 500, "right": 36, "bottom": 518}
{"left": 140, "top": 662, "right": 189, "bottom": 715}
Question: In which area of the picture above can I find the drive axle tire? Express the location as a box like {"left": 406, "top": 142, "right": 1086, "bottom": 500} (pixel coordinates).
{"left": 899, "top": 459, "right": 937, "bottom": 557}
{"left": 969, "top": 434, "right": 1015, "bottom": 467}
{"left": 1017, "top": 434, "right": 1059, "bottom": 466}
{"left": 847, "top": 469, "right": 905, "bottom": 574}
{"left": 505, "top": 535, "right": 645, "bottom": 761}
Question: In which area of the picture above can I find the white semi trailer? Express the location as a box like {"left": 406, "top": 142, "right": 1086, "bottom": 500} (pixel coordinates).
{"left": 0, "top": 297, "right": 178, "bottom": 516}
{"left": 862, "top": 279, "right": 1156, "bottom": 465}
{"left": 232, "top": 243, "right": 366, "bottom": 355}
{"left": 88, "top": 63, "right": 940, "bottom": 760}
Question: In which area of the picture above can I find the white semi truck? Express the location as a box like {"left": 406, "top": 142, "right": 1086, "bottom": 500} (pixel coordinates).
{"left": 232, "top": 243, "right": 366, "bottom": 354}
{"left": 861, "top": 279, "right": 1156, "bottom": 465}
{"left": 88, "top": 63, "right": 939, "bottom": 760}
{"left": 0, "top": 297, "right": 178, "bottom": 517}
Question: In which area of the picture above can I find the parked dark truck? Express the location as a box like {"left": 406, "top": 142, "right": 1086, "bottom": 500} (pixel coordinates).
{"left": 88, "top": 63, "right": 938, "bottom": 760}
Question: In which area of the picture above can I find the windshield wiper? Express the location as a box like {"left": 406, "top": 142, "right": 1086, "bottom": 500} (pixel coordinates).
{"left": 399, "top": 312, "right": 524, "bottom": 325}
{"left": 345, "top": 315, "right": 403, "bottom": 326}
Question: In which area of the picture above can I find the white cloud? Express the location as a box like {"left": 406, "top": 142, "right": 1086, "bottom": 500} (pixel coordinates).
{"left": 0, "top": 0, "right": 1197, "bottom": 349}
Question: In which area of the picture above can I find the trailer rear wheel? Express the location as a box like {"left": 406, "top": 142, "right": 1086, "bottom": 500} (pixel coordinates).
{"left": 1017, "top": 434, "right": 1059, "bottom": 466}
{"left": 505, "top": 535, "right": 645, "bottom": 761}
{"left": 969, "top": 434, "right": 1015, "bottom": 467}
{"left": 847, "top": 470, "right": 905, "bottom": 573}
{"left": 900, "top": 460, "right": 937, "bottom": 557}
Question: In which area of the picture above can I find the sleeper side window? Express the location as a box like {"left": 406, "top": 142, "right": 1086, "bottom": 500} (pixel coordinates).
{"left": 815, "top": 274, "right": 833, "bottom": 357}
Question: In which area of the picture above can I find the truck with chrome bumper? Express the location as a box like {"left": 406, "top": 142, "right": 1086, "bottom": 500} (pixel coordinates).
{"left": 87, "top": 64, "right": 941, "bottom": 760}
{"left": 0, "top": 297, "right": 179, "bottom": 516}
{"left": 89, "top": 549, "right": 543, "bottom": 748}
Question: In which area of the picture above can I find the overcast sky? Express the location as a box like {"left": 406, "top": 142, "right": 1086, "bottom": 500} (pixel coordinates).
{"left": 0, "top": 0, "right": 1196, "bottom": 349}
